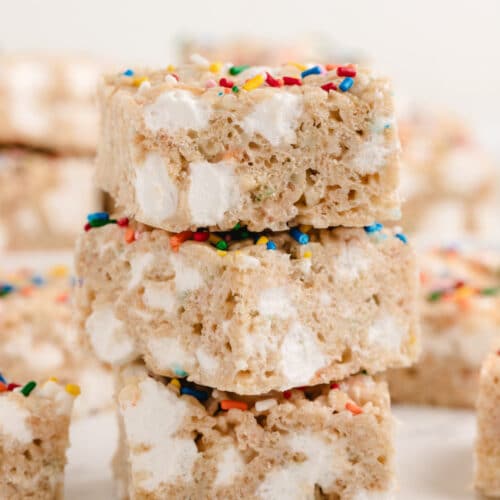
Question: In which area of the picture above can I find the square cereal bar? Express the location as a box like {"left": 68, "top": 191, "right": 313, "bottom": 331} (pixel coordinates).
{"left": 97, "top": 61, "right": 401, "bottom": 232}
{"left": 0, "top": 149, "right": 101, "bottom": 250}
{"left": 75, "top": 218, "right": 419, "bottom": 394}
{"left": 0, "top": 376, "right": 78, "bottom": 499}
{"left": 114, "top": 363, "right": 395, "bottom": 499}
{"left": 475, "top": 345, "right": 500, "bottom": 497}
{"left": 388, "top": 247, "right": 500, "bottom": 407}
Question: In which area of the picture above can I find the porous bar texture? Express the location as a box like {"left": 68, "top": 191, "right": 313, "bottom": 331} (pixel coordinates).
{"left": 388, "top": 247, "right": 500, "bottom": 408}
{"left": 398, "top": 110, "right": 499, "bottom": 244}
{"left": 475, "top": 346, "right": 500, "bottom": 498}
{"left": 114, "top": 363, "right": 395, "bottom": 500}
{"left": 0, "top": 149, "right": 101, "bottom": 250}
{"left": 0, "top": 54, "right": 102, "bottom": 154}
{"left": 75, "top": 221, "right": 419, "bottom": 394}
{"left": 0, "top": 379, "right": 76, "bottom": 499}
{"left": 97, "top": 62, "right": 401, "bottom": 232}
{"left": 0, "top": 266, "right": 113, "bottom": 416}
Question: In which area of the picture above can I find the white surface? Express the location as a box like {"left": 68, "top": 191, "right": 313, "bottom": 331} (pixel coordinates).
{"left": 64, "top": 405, "right": 478, "bottom": 499}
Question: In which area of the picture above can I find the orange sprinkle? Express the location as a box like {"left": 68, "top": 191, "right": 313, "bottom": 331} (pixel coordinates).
{"left": 220, "top": 400, "right": 248, "bottom": 411}
{"left": 345, "top": 401, "right": 363, "bottom": 415}
{"left": 125, "top": 227, "right": 136, "bottom": 244}
{"left": 169, "top": 231, "right": 193, "bottom": 252}
{"left": 325, "top": 64, "right": 338, "bottom": 71}
{"left": 20, "top": 286, "right": 35, "bottom": 297}
{"left": 0, "top": 382, "right": 7, "bottom": 392}
{"left": 419, "top": 271, "right": 428, "bottom": 284}
{"left": 55, "top": 292, "right": 69, "bottom": 303}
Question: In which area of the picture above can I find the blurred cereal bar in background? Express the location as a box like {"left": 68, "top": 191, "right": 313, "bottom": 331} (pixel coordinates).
{"left": 398, "top": 109, "right": 500, "bottom": 244}
{"left": 387, "top": 246, "right": 500, "bottom": 408}
{"left": 0, "top": 264, "right": 113, "bottom": 416}
{"left": 0, "top": 149, "right": 100, "bottom": 250}
{"left": 0, "top": 54, "right": 106, "bottom": 251}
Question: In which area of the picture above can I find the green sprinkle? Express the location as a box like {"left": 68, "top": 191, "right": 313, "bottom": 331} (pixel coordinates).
{"left": 216, "top": 240, "right": 228, "bottom": 251}
{"left": 21, "top": 381, "right": 37, "bottom": 397}
{"left": 229, "top": 65, "right": 250, "bottom": 76}
{"left": 173, "top": 367, "right": 187, "bottom": 377}
{"left": 89, "top": 219, "right": 111, "bottom": 228}
{"left": 481, "top": 287, "right": 500, "bottom": 296}
{"left": 427, "top": 291, "right": 443, "bottom": 302}
{"left": 231, "top": 85, "right": 239, "bottom": 93}
{"left": 232, "top": 222, "right": 242, "bottom": 231}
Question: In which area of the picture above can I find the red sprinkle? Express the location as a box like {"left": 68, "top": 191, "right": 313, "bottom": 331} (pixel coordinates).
{"left": 345, "top": 401, "right": 363, "bottom": 415}
{"left": 283, "top": 390, "right": 292, "bottom": 399}
{"left": 7, "top": 383, "right": 20, "bottom": 391}
{"left": 117, "top": 217, "right": 129, "bottom": 227}
{"left": 337, "top": 66, "right": 357, "bottom": 77}
{"left": 321, "top": 82, "right": 337, "bottom": 92}
{"left": 219, "top": 77, "right": 234, "bottom": 88}
{"left": 330, "top": 383, "right": 340, "bottom": 390}
{"left": 265, "top": 72, "right": 282, "bottom": 87}
{"left": 283, "top": 76, "right": 302, "bottom": 86}
{"left": 193, "top": 231, "right": 209, "bottom": 242}
{"left": 84, "top": 223, "right": 91, "bottom": 232}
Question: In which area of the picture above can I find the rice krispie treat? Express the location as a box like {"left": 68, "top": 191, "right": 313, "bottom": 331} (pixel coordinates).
{"left": 0, "top": 265, "right": 113, "bottom": 415}
{"left": 97, "top": 60, "right": 401, "bottom": 233}
{"left": 114, "top": 363, "right": 395, "bottom": 499}
{"left": 475, "top": 345, "right": 500, "bottom": 497}
{"left": 0, "top": 374, "right": 78, "bottom": 499}
{"left": 75, "top": 215, "right": 419, "bottom": 394}
{"left": 0, "top": 149, "right": 101, "bottom": 250}
{"left": 398, "top": 109, "right": 499, "bottom": 243}
{"left": 0, "top": 54, "right": 102, "bottom": 154}
{"left": 388, "top": 247, "right": 500, "bottom": 408}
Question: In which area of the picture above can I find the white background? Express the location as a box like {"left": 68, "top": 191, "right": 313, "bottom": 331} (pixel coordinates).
{"left": 1, "top": 0, "right": 499, "bottom": 145}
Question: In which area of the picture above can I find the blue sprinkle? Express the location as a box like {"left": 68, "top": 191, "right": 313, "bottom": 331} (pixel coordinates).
{"left": 87, "top": 212, "right": 110, "bottom": 222}
{"left": 339, "top": 77, "right": 354, "bottom": 92}
{"left": 180, "top": 387, "right": 209, "bottom": 402}
{"left": 395, "top": 233, "right": 408, "bottom": 244}
{"left": 301, "top": 65, "right": 322, "bottom": 78}
{"left": 364, "top": 223, "right": 383, "bottom": 234}
{"left": 384, "top": 123, "right": 391, "bottom": 129}
{"left": 218, "top": 91, "right": 224, "bottom": 96}
{"left": 0, "top": 373, "right": 6, "bottom": 384}
{"left": 290, "top": 227, "right": 310, "bottom": 245}
{"left": 266, "top": 241, "right": 277, "bottom": 250}
{"left": 31, "top": 275, "right": 45, "bottom": 286}
{"left": 0, "top": 284, "right": 15, "bottom": 295}
{"left": 174, "top": 367, "right": 188, "bottom": 377}
{"left": 123, "top": 69, "right": 134, "bottom": 77}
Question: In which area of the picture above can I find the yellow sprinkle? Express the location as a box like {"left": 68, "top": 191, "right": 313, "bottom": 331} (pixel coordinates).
{"left": 132, "top": 76, "right": 148, "bottom": 87}
{"left": 48, "top": 376, "right": 58, "bottom": 382}
{"left": 208, "top": 234, "right": 222, "bottom": 245}
{"left": 299, "top": 224, "right": 312, "bottom": 233}
{"left": 65, "top": 384, "right": 81, "bottom": 397}
{"left": 256, "top": 236, "right": 269, "bottom": 245}
{"left": 303, "top": 251, "right": 312, "bottom": 259}
{"left": 454, "top": 286, "right": 475, "bottom": 300}
{"left": 242, "top": 73, "right": 265, "bottom": 91}
{"left": 166, "top": 64, "right": 176, "bottom": 72}
{"left": 409, "top": 333, "right": 417, "bottom": 345}
{"left": 169, "top": 379, "right": 181, "bottom": 389}
{"left": 209, "top": 61, "right": 222, "bottom": 73}
{"left": 217, "top": 250, "right": 227, "bottom": 257}
{"left": 288, "top": 62, "right": 307, "bottom": 71}
{"left": 49, "top": 265, "right": 68, "bottom": 278}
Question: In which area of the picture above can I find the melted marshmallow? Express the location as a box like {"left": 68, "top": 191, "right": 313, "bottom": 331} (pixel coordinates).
{"left": 334, "top": 240, "right": 372, "bottom": 281}
{"left": 214, "top": 444, "right": 246, "bottom": 487}
{"left": 242, "top": 92, "right": 303, "bottom": 146}
{"left": 120, "top": 377, "right": 198, "bottom": 491}
{"left": 258, "top": 287, "right": 296, "bottom": 319}
{"left": 0, "top": 397, "right": 33, "bottom": 444}
{"left": 146, "top": 336, "right": 194, "bottom": 373}
{"left": 134, "top": 152, "right": 178, "bottom": 226}
{"left": 144, "top": 89, "right": 211, "bottom": 133}
{"left": 169, "top": 254, "right": 204, "bottom": 295}
{"left": 350, "top": 133, "right": 393, "bottom": 175}
{"left": 367, "top": 315, "right": 404, "bottom": 351}
{"left": 187, "top": 160, "right": 240, "bottom": 226}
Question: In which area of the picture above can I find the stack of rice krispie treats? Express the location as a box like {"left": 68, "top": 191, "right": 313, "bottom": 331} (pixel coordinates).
{"left": 75, "top": 58, "right": 420, "bottom": 498}
{"left": 0, "top": 54, "right": 103, "bottom": 250}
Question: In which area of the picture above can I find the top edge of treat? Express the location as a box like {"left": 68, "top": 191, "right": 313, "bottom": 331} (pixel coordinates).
{"left": 82, "top": 212, "right": 410, "bottom": 256}
{"left": 0, "top": 265, "right": 74, "bottom": 301}
{"left": 0, "top": 372, "right": 80, "bottom": 399}
{"left": 105, "top": 56, "right": 383, "bottom": 96}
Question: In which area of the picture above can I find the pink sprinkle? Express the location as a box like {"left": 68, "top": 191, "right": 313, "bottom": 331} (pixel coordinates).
{"left": 205, "top": 79, "right": 217, "bottom": 89}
